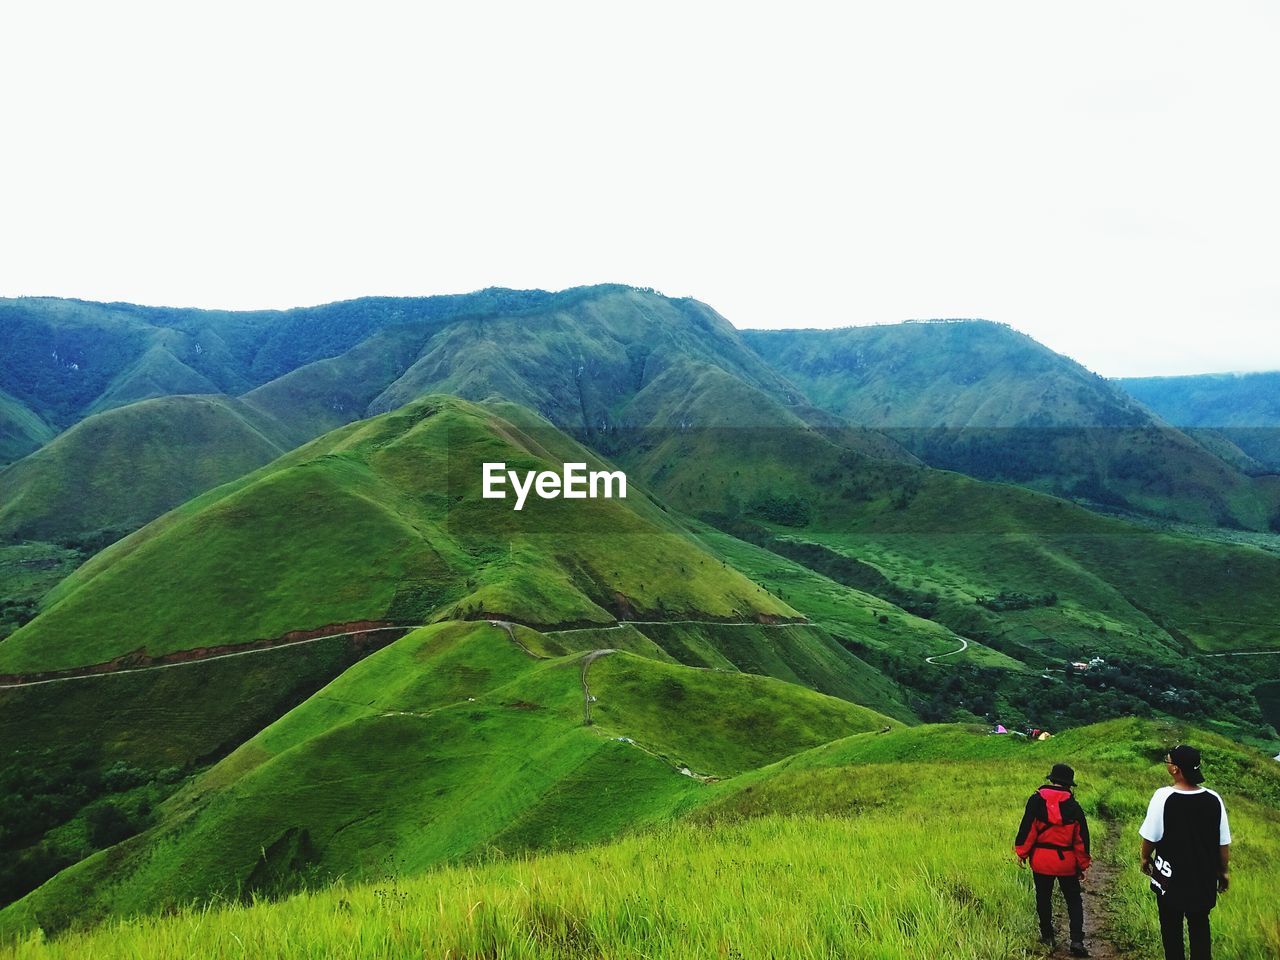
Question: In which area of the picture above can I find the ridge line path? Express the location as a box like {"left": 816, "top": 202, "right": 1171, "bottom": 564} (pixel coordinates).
{"left": 924, "top": 636, "right": 969, "bottom": 665}
{"left": 0, "top": 625, "right": 422, "bottom": 690}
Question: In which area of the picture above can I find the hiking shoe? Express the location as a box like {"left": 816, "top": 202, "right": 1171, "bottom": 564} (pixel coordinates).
{"left": 1069, "top": 942, "right": 1090, "bottom": 957}
{"left": 1039, "top": 933, "right": 1056, "bottom": 949}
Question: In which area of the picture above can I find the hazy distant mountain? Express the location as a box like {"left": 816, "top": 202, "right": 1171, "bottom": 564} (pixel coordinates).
{"left": 0, "top": 290, "right": 551, "bottom": 429}
{"left": 1119, "top": 371, "right": 1280, "bottom": 472}
{"left": 743, "top": 321, "right": 1280, "bottom": 530}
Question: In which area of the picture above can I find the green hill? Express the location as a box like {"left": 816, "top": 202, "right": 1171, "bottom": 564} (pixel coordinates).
{"left": 0, "top": 395, "right": 292, "bottom": 544}
{"left": 6, "top": 291, "right": 1280, "bottom": 957}
{"left": 366, "top": 288, "right": 800, "bottom": 428}
{"left": 239, "top": 322, "right": 442, "bottom": 447}
{"left": 743, "top": 322, "right": 1280, "bottom": 530}
{"left": 0, "top": 393, "right": 54, "bottom": 468}
{"left": 0, "top": 396, "right": 793, "bottom": 674}
{"left": 0, "top": 620, "right": 895, "bottom": 935}
{"left": 83, "top": 344, "right": 222, "bottom": 414}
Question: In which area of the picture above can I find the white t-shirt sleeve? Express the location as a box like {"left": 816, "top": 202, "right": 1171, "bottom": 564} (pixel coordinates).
{"left": 1139, "top": 788, "right": 1168, "bottom": 842}
{"left": 1211, "top": 790, "right": 1231, "bottom": 845}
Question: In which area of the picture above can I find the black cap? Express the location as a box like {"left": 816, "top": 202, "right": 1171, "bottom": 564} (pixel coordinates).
{"left": 1167, "top": 745, "right": 1205, "bottom": 784}
{"left": 1047, "top": 763, "right": 1076, "bottom": 787}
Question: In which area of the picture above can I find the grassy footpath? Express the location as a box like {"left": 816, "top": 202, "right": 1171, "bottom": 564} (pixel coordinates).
{"left": 3, "top": 720, "right": 1276, "bottom": 959}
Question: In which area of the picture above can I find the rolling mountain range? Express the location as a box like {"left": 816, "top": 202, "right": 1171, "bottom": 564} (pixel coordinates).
{"left": 1, "top": 286, "right": 1278, "bottom": 949}
{"left": 3, "top": 288, "right": 1275, "bottom": 543}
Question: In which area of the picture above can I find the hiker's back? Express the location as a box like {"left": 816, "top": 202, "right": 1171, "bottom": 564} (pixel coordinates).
{"left": 1144, "top": 786, "right": 1228, "bottom": 910}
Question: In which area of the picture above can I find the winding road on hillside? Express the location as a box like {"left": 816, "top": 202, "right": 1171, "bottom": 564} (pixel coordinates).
{"left": 0, "top": 625, "right": 420, "bottom": 690}
{"left": 0, "top": 617, "right": 798, "bottom": 689}
{"left": 924, "top": 636, "right": 969, "bottom": 664}
{"left": 545, "top": 619, "right": 802, "bottom": 634}
{"left": 1200, "top": 649, "right": 1280, "bottom": 658}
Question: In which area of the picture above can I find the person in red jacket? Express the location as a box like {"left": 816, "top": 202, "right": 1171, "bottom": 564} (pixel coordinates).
{"left": 1015, "top": 763, "right": 1092, "bottom": 956}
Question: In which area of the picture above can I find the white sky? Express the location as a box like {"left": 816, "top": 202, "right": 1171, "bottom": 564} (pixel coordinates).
{"left": 2, "top": 2, "right": 1277, "bottom": 377}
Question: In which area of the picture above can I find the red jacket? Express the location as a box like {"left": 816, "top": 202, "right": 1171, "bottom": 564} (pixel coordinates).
{"left": 1014, "top": 786, "right": 1092, "bottom": 876}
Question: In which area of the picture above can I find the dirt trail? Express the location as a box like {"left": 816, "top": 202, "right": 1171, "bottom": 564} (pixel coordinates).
{"left": 1039, "top": 819, "right": 1124, "bottom": 959}
{"left": 1200, "top": 649, "right": 1280, "bottom": 658}
{"left": 1077, "top": 819, "right": 1125, "bottom": 960}
{"left": 579, "top": 648, "right": 615, "bottom": 724}
{"left": 487, "top": 619, "right": 545, "bottom": 659}
{"left": 0, "top": 625, "right": 419, "bottom": 689}
{"left": 544, "top": 618, "right": 802, "bottom": 636}
{"left": 0, "top": 617, "right": 796, "bottom": 689}
{"left": 924, "top": 636, "right": 969, "bottom": 665}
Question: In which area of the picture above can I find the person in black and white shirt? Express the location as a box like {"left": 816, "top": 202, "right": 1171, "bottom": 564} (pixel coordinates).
{"left": 1139, "top": 744, "right": 1231, "bottom": 960}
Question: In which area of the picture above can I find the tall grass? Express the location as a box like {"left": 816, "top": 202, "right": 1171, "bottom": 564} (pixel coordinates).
{"left": 7, "top": 746, "right": 1277, "bottom": 960}
{"left": 2, "top": 817, "right": 1041, "bottom": 960}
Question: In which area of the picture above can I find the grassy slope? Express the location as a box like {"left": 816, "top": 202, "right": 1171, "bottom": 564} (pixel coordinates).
{"left": 0, "top": 289, "right": 558, "bottom": 431}
{"left": 85, "top": 345, "right": 222, "bottom": 415}
{"left": 368, "top": 289, "right": 800, "bottom": 432}
{"left": 620, "top": 423, "right": 1280, "bottom": 655}
{"left": 0, "top": 396, "right": 792, "bottom": 673}
{"left": 49, "top": 286, "right": 826, "bottom": 460}
{"left": 0, "top": 634, "right": 391, "bottom": 908}
{"left": 744, "top": 323, "right": 1280, "bottom": 530}
{"left": 227, "top": 292, "right": 915, "bottom": 496}
{"left": 692, "top": 523, "right": 1020, "bottom": 668}
{"left": 4, "top": 718, "right": 1276, "bottom": 959}
{"left": 0, "top": 393, "right": 54, "bottom": 468}
{"left": 0, "top": 621, "right": 894, "bottom": 936}
{"left": 743, "top": 321, "right": 1149, "bottom": 431}
{"left": 0, "top": 395, "right": 291, "bottom": 543}
{"left": 239, "top": 324, "right": 437, "bottom": 446}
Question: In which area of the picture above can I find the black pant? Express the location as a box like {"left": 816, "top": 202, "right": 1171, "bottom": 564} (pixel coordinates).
{"left": 1033, "top": 872, "right": 1084, "bottom": 942}
{"left": 1156, "top": 894, "right": 1212, "bottom": 960}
